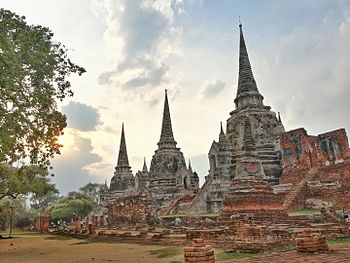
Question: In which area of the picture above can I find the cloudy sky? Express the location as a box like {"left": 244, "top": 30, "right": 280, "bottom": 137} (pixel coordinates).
{"left": 2, "top": 0, "right": 350, "bottom": 194}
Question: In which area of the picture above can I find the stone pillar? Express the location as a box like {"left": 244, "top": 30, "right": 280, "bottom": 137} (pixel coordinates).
{"left": 75, "top": 217, "right": 81, "bottom": 233}
{"left": 184, "top": 238, "right": 215, "bottom": 263}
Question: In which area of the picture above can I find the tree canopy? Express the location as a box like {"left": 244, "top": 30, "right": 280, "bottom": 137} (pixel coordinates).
{"left": 0, "top": 8, "right": 85, "bottom": 167}
{"left": 0, "top": 162, "right": 56, "bottom": 201}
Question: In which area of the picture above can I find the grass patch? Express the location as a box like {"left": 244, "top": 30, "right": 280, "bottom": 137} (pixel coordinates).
{"left": 288, "top": 208, "right": 320, "bottom": 216}
{"left": 328, "top": 236, "right": 350, "bottom": 244}
{"left": 216, "top": 251, "right": 258, "bottom": 261}
{"left": 149, "top": 247, "right": 182, "bottom": 258}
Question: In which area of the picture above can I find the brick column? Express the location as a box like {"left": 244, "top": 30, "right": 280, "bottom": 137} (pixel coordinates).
{"left": 75, "top": 217, "right": 81, "bottom": 233}
{"left": 184, "top": 238, "right": 215, "bottom": 263}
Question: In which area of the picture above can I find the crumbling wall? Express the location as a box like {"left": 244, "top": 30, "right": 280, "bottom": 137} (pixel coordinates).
{"left": 281, "top": 128, "right": 350, "bottom": 180}
{"left": 107, "top": 189, "right": 157, "bottom": 226}
{"left": 280, "top": 128, "right": 350, "bottom": 210}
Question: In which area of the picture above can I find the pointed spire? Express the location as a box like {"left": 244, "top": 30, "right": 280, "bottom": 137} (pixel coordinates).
{"left": 220, "top": 121, "right": 224, "bottom": 135}
{"left": 219, "top": 122, "right": 230, "bottom": 146}
{"left": 234, "top": 24, "right": 264, "bottom": 109}
{"left": 158, "top": 89, "right": 177, "bottom": 148}
{"left": 242, "top": 115, "right": 256, "bottom": 155}
{"left": 188, "top": 159, "right": 193, "bottom": 173}
{"left": 142, "top": 157, "right": 148, "bottom": 173}
{"left": 278, "top": 112, "right": 282, "bottom": 123}
{"left": 117, "top": 123, "right": 130, "bottom": 167}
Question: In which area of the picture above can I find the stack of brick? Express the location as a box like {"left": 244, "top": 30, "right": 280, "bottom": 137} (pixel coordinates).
{"left": 75, "top": 217, "right": 81, "bottom": 233}
{"left": 183, "top": 238, "right": 215, "bottom": 263}
{"left": 295, "top": 229, "right": 329, "bottom": 253}
{"left": 35, "top": 216, "right": 49, "bottom": 233}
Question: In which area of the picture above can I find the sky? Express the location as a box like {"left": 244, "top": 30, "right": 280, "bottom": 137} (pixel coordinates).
{"left": 2, "top": 0, "right": 350, "bottom": 194}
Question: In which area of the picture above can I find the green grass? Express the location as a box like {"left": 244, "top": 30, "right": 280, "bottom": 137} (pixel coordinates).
{"left": 328, "top": 236, "right": 350, "bottom": 244}
{"left": 216, "top": 251, "right": 259, "bottom": 261}
{"left": 288, "top": 208, "right": 321, "bottom": 216}
{"left": 149, "top": 247, "right": 182, "bottom": 258}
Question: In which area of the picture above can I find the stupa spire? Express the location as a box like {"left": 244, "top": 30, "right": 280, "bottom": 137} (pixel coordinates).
{"left": 188, "top": 159, "right": 193, "bottom": 173}
{"left": 234, "top": 24, "right": 264, "bottom": 109}
{"left": 158, "top": 89, "right": 177, "bottom": 148}
{"left": 117, "top": 123, "right": 130, "bottom": 167}
{"left": 142, "top": 157, "right": 148, "bottom": 173}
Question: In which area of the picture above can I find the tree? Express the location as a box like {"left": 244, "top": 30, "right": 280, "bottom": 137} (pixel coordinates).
{"left": 0, "top": 9, "right": 86, "bottom": 167}
{"left": 0, "top": 162, "right": 56, "bottom": 201}
{"left": 79, "top": 182, "right": 104, "bottom": 202}
{"left": 30, "top": 190, "right": 60, "bottom": 212}
{"left": 50, "top": 199, "right": 95, "bottom": 221}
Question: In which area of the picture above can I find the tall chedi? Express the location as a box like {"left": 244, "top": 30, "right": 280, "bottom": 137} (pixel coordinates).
{"left": 149, "top": 90, "right": 198, "bottom": 209}
{"left": 227, "top": 24, "right": 284, "bottom": 184}
{"left": 110, "top": 123, "right": 135, "bottom": 193}
{"left": 187, "top": 24, "right": 284, "bottom": 215}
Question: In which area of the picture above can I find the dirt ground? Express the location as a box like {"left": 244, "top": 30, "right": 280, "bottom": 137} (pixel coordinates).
{"left": 0, "top": 234, "right": 183, "bottom": 263}
{"left": 2, "top": 233, "right": 350, "bottom": 263}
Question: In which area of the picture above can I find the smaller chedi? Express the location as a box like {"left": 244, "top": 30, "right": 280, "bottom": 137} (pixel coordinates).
{"left": 107, "top": 90, "right": 199, "bottom": 213}
{"left": 135, "top": 90, "right": 199, "bottom": 209}
{"left": 109, "top": 123, "right": 135, "bottom": 195}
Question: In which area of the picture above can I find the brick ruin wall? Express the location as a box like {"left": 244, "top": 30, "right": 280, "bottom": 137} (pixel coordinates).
{"left": 279, "top": 128, "right": 350, "bottom": 209}
{"left": 107, "top": 191, "right": 157, "bottom": 227}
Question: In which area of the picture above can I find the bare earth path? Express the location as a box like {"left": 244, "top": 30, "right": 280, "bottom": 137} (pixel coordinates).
{"left": 0, "top": 235, "right": 183, "bottom": 263}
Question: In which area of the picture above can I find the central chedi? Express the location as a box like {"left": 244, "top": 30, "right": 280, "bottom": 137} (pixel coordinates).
{"left": 227, "top": 24, "right": 285, "bottom": 184}
{"left": 137, "top": 90, "right": 199, "bottom": 210}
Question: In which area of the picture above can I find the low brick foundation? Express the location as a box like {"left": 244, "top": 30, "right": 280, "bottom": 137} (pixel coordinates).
{"left": 184, "top": 238, "right": 215, "bottom": 263}
{"left": 295, "top": 229, "right": 329, "bottom": 253}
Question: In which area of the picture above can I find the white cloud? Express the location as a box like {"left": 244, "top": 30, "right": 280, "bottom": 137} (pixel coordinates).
{"left": 93, "top": 0, "right": 183, "bottom": 96}
{"left": 62, "top": 101, "right": 102, "bottom": 131}
{"left": 199, "top": 80, "right": 226, "bottom": 101}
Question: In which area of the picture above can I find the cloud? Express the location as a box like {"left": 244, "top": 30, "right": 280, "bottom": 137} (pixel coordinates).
{"left": 123, "top": 62, "right": 169, "bottom": 89}
{"left": 52, "top": 132, "right": 103, "bottom": 194}
{"left": 93, "top": 0, "right": 183, "bottom": 94}
{"left": 62, "top": 101, "right": 102, "bottom": 131}
{"left": 255, "top": 6, "right": 350, "bottom": 135}
{"left": 199, "top": 80, "right": 226, "bottom": 101}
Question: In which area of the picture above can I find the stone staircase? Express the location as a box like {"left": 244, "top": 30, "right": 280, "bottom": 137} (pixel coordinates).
{"left": 186, "top": 175, "right": 215, "bottom": 214}
{"left": 283, "top": 168, "right": 318, "bottom": 210}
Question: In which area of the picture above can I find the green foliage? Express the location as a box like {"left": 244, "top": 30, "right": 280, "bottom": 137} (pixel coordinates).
{"left": 0, "top": 8, "right": 85, "bottom": 167}
{"left": 50, "top": 198, "right": 95, "bottom": 221}
{"left": 79, "top": 182, "right": 104, "bottom": 202}
{"left": 0, "top": 197, "right": 23, "bottom": 231}
{"left": 0, "top": 162, "right": 56, "bottom": 200}
{"left": 30, "top": 190, "right": 60, "bottom": 212}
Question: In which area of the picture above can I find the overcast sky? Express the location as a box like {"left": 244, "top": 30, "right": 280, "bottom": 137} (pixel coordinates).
{"left": 2, "top": 0, "right": 350, "bottom": 194}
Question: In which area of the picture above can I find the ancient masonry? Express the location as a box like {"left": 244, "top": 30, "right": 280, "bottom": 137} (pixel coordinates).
{"left": 275, "top": 128, "right": 350, "bottom": 210}
{"left": 109, "top": 123, "right": 135, "bottom": 194}
{"left": 102, "top": 23, "right": 350, "bottom": 220}
{"left": 136, "top": 90, "right": 199, "bottom": 210}
{"left": 106, "top": 90, "right": 199, "bottom": 217}
{"left": 188, "top": 24, "right": 284, "bottom": 214}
